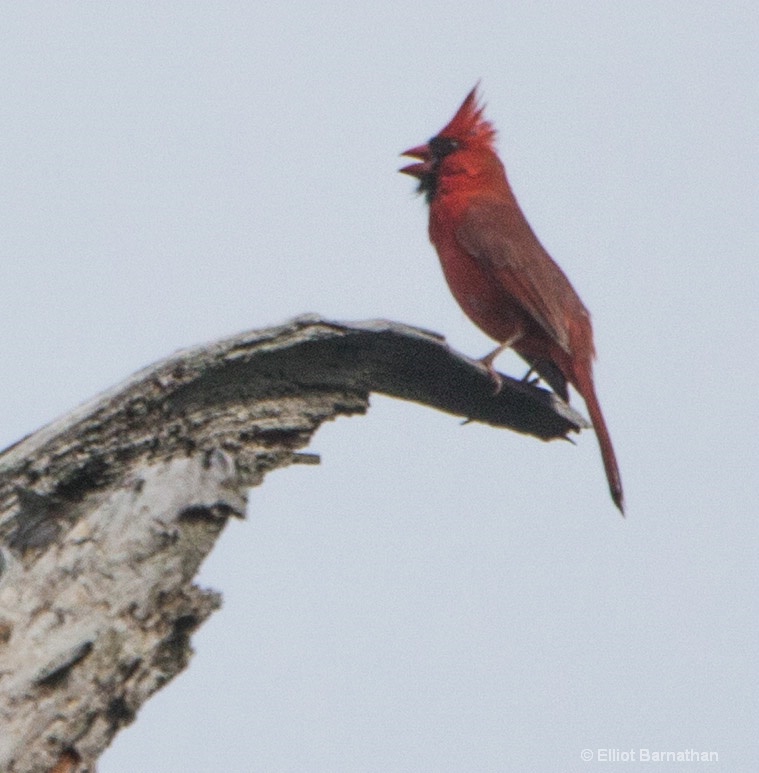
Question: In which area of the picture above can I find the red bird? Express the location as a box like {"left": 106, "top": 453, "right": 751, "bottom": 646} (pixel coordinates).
{"left": 401, "top": 86, "right": 624, "bottom": 513}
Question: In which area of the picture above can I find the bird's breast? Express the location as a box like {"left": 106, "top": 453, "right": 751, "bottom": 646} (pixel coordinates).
{"left": 429, "top": 208, "right": 526, "bottom": 344}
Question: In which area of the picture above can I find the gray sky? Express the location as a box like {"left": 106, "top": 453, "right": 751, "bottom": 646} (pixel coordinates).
{"left": 2, "top": 3, "right": 757, "bottom": 771}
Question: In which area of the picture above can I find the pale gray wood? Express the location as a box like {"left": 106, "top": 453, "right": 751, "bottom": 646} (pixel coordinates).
{"left": 0, "top": 316, "right": 586, "bottom": 773}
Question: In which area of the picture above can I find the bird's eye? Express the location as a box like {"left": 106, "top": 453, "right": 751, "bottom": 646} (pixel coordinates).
{"left": 429, "top": 136, "right": 459, "bottom": 159}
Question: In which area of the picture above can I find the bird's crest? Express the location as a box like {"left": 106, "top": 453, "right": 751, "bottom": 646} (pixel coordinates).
{"left": 438, "top": 84, "right": 496, "bottom": 149}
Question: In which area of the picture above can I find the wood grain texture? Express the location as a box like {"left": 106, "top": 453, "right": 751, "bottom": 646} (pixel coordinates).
{"left": 0, "top": 316, "right": 586, "bottom": 772}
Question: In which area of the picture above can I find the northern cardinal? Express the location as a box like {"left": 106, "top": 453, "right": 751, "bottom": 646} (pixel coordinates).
{"left": 401, "top": 86, "right": 624, "bottom": 513}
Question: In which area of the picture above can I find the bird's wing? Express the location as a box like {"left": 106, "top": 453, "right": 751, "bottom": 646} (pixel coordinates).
{"left": 456, "top": 195, "right": 586, "bottom": 356}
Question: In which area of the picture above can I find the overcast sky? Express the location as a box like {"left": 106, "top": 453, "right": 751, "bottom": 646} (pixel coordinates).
{"left": 2, "top": 3, "right": 757, "bottom": 771}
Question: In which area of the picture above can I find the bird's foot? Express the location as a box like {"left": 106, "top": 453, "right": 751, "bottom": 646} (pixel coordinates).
{"left": 477, "top": 333, "right": 524, "bottom": 396}
{"left": 487, "top": 365, "right": 504, "bottom": 395}
{"left": 521, "top": 365, "right": 541, "bottom": 387}
{"left": 478, "top": 341, "right": 516, "bottom": 395}
{"left": 477, "top": 354, "right": 505, "bottom": 395}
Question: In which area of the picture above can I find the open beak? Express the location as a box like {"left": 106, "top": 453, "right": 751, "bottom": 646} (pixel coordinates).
{"left": 399, "top": 143, "right": 431, "bottom": 179}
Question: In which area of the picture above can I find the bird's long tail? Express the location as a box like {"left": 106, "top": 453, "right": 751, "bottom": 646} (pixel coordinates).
{"left": 574, "top": 365, "right": 624, "bottom": 514}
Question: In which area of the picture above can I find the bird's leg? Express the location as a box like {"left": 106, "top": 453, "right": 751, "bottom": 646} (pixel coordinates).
{"left": 521, "top": 363, "right": 539, "bottom": 385}
{"left": 479, "top": 344, "right": 509, "bottom": 393}
{"left": 478, "top": 330, "right": 523, "bottom": 395}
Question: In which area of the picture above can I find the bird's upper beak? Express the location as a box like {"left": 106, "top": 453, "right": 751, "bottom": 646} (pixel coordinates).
{"left": 399, "top": 143, "right": 431, "bottom": 179}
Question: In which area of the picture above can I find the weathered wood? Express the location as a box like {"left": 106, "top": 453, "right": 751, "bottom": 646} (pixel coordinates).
{"left": 0, "top": 316, "right": 586, "bottom": 773}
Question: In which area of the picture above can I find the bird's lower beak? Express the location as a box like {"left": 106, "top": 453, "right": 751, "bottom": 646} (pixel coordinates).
{"left": 399, "top": 143, "right": 431, "bottom": 178}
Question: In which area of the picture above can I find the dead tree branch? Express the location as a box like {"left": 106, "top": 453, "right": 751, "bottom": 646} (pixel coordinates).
{"left": 0, "top": 315, "right": 586, "bottom": 773}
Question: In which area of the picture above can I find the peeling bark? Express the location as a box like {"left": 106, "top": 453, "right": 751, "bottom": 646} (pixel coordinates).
{"left": 0, "top": 316, "right": 586, "bottom": 772}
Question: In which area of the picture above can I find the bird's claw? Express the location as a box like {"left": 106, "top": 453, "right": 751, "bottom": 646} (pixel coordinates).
{"left": 478, "top": 359, "right": 504, "bottom": 395}
{"left": 520, "top": 365, "right": 542, "bottom": 388}
{"left": 489, "top": 369, "right": 504, "bottom": 395}
{"left": 475, "top": 353, "right": 505, "bottom": 395}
